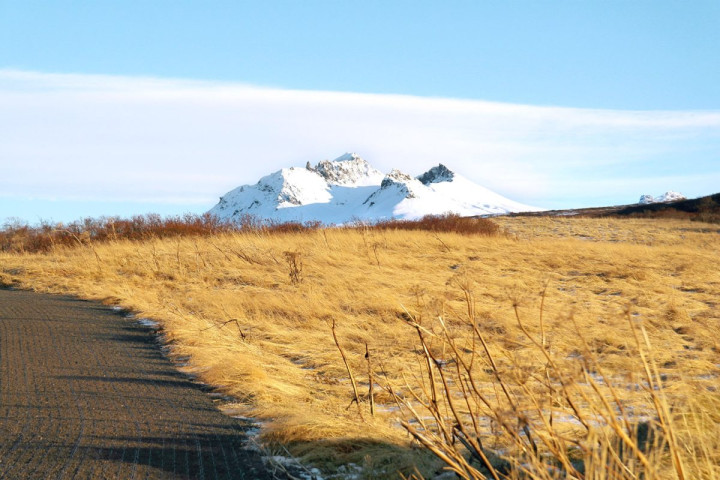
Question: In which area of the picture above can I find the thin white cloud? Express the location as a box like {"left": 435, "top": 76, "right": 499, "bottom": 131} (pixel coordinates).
{"left": 1, "top": 69, "right": 718, "bottom": 215}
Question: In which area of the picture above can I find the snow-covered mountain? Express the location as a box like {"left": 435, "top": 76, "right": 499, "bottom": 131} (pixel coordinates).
{"left": 638, "top": 191, "right": 687, "bottom": 205}
{"left": 209, "top": 153, "right": 542, "bottom": 224}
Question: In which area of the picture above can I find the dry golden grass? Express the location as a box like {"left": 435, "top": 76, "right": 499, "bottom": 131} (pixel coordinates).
{"left": 1, "top": 216, "right": 718, "bottom": 478}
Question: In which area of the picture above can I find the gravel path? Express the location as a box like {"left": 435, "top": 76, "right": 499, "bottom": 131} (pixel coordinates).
{"left": 0, "top": 289, "right": 273, "bottom": 479}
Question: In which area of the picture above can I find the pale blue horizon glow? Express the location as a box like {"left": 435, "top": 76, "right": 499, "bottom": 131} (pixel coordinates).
{"left": 1, "top": 2, "right": 719, "bottom": 224}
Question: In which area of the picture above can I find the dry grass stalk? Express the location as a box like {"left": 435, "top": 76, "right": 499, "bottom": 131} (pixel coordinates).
{"left": 366, "top": 342, "right": 375, "bottom": 416}
{"left": 332, "top": 319, "right": 362, "bottom": 414}
{"left": 393, "top": 285, "right": 712, "bottom": 479}
{"left": 0, "top": 216, "right": 718, "bottom": 478}
{"left": 283, "top": 250, "right": 303, "bottom": 285}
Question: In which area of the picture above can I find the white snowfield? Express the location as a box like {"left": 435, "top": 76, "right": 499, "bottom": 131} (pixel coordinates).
{"left": 209, "top": 153, "right": 542, "bottom": 224}
{"left": 638, "top": 191, "right": 686, "bottom": 205}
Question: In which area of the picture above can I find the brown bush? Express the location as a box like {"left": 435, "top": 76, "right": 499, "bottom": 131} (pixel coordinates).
{"left": 0, "top": 213, "right": 323, "bottom": 254}
{"left": 368, "top": 213, "right": 500, "bottom": 235}
{"left": 0, "top": 213, "right": 495, "bottom": 254}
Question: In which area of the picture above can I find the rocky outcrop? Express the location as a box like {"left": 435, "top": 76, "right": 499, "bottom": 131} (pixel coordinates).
{"left": 417, "top": 164, "right": 454, "bottom": 185}
{"left": 314, "top": 153, "right": 384, "bottom": 186}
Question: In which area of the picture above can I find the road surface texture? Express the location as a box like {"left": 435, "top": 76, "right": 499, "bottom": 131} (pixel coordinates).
{"left": 0, "top": 289, "right": 274, "bottom": 479}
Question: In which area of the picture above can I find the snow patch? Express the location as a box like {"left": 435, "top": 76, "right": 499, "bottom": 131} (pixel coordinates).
{"left": 638, "top": 191, "right": 686, "bottom": 204}
{"left": 137, "top": 318, "right": 160, "bottom": 328}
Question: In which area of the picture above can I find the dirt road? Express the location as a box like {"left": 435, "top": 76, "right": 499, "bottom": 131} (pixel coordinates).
{"left": 0, "top": 289, "right": 273, "bottom": 479}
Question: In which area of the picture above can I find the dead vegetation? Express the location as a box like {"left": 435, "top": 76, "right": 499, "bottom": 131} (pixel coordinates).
{"left": 0, "top": 215, "right": 718, "bottom": 478}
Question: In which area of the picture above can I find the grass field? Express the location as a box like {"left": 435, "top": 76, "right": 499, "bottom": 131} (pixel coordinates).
{"left": 1, "top": 216, "right": 718, "bottom": 478}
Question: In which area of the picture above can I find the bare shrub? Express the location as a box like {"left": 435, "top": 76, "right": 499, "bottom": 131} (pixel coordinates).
{"left": 369, "top": 214, "right": 500, "bottom": 236}
{"left": 0, "top": 213, "right": 323, "bottom": 254}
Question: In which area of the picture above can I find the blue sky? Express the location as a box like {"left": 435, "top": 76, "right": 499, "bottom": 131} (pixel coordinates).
{"left": 1, "top": 1, "right": 719, "bottom": 223}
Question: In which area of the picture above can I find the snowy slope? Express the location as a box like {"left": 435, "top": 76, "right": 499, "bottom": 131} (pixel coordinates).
{"left": 209, "top": 153, "right": 542, "bottom": 224}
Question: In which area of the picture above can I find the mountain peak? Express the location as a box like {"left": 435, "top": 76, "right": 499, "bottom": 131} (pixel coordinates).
{"left": 381, "top": 169, "right": 414, "bottom": 188}
{"left": 313, "top": 153, "right": 384, "bottom": 186}
{"left": 332, "top": 152, "right": 363, "bottom": 162}
{"left": 658, "top": 191, "right": 686, "bottom": 203}
{"left": 638, "top": 194, "right": 655, "bottom": 205}
{"left": 418, "top": 164, "right": 455, "bottom": 185}
{"left": 378, "top": 169, "right": 417, "bottom": 199}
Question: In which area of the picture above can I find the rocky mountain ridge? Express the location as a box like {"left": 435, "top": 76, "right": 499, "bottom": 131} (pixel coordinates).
{"left": 209, "top": 153, "right": 541, "bottom": 224}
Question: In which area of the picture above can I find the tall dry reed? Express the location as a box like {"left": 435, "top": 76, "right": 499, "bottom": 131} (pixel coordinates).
{"left": 0, "top": 216, "right": 718, "bottom": 478}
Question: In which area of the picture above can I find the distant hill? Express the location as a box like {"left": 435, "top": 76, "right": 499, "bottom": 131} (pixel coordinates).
{"left": 614, "top": 193, "right": 719, "bottom": 215}
{"left": 611, "top": 192, "right": 720, "bottom": 222}
{"left": 509, "top": 192, "right": 720, "bottom": 223}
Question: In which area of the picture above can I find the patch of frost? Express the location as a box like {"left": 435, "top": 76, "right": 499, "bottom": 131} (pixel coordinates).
{"left": 137, "top": 318, "right": 159, "bottom": 328}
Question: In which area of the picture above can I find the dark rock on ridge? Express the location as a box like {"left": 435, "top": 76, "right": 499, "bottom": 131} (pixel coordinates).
{"left": 418, "top": 164, "right": 454, "bottom": 185}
